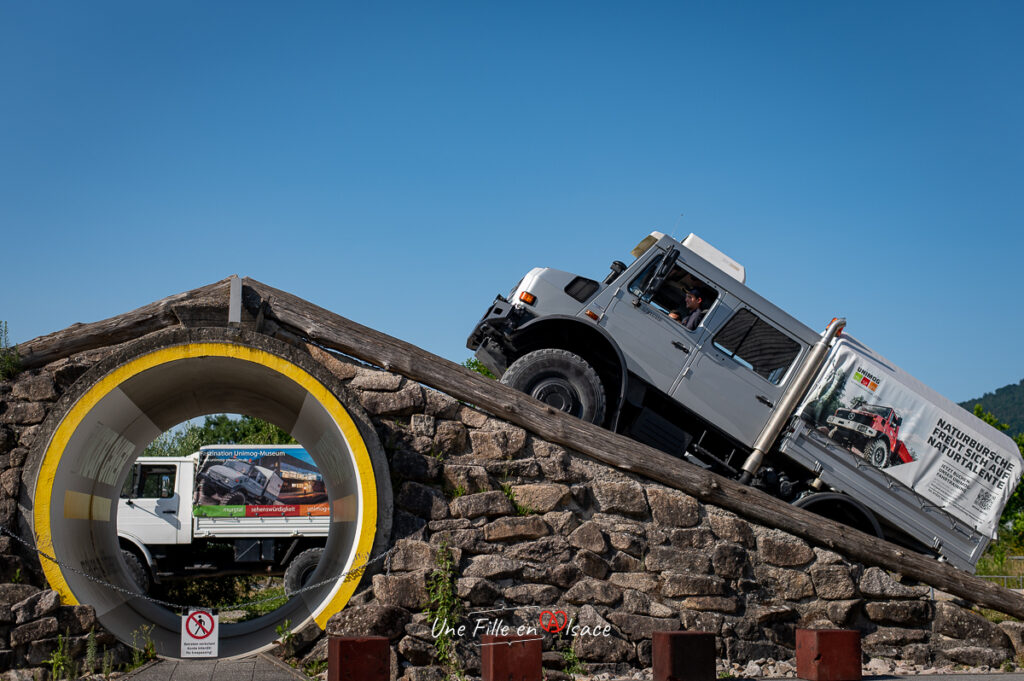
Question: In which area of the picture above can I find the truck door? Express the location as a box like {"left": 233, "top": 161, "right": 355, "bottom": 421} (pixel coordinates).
{"left": 118, "top": 462, "right": 181, "bottom": 545}
{"left": 673, "top": 304, "right": 805, "bottom": 447}
{"left": 598, "top": 250, "right": 711, "bottom": 394}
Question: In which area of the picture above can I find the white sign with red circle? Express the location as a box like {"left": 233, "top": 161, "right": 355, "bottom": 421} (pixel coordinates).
{"left": 181, "top": 609, "right": 218, "bottom": 657}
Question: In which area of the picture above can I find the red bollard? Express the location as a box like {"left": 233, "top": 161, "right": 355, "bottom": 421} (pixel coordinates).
{"left": 796, "top": 629, "right": 862, "bottom": 681}
{"left": 328, "top": 636, "right": 390, "bottom": 681}
{"left": 480, "top": 634, "right": 543, "bottom": 681}
{"left": 652, "top": 631, "right": 716, "bottom": 681}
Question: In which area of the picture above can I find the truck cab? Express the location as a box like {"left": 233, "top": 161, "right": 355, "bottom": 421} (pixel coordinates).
{"left": 469, "top": 231, "right": 819, "bottom": 480}
{"left": 119, "top": 456, "right": 195, "bottom": 547}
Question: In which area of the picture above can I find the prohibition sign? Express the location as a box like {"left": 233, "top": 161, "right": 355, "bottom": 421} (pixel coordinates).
{"left": 182, "top": 609, "right": 219, "bottom": 657}
{"left": 186, "top": 611, "right": 214, "bottom": 639}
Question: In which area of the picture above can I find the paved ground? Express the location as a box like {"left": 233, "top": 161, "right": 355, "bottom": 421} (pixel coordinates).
{"left": 123, "top": 659, "right": 1024, "bottom": 681}
{"left": 123, "top": 655, "right": 307, "bottom": 681}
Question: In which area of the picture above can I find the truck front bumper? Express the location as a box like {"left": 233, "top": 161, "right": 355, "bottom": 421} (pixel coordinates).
{"left": 826, "top": 415, "right": 878, "bottom": 438}
{"left": 466, "top": 295, "right": 534, "bottom": 377}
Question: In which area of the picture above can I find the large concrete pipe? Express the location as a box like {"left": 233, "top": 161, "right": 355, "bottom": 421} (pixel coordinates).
{"left": 25, "top": 327, "right": 392, "bottom": 658}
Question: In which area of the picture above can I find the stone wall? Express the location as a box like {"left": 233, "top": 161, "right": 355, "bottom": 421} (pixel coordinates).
{"left": 2, "top": 332, "right": 1023, "bottom": 680}
{"left": 1, "top": 348, "right": 136, "bottom": 677}
{"left": 318, "top": 360, "right": 1024, "bottom": 680}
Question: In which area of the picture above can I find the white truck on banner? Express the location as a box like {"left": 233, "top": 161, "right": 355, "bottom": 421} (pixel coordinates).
{"left": 117, "top": 444, "right": 329, "bottom": 594}
{"left": 468, "top": 231, "right": 1022, "bottom": 570}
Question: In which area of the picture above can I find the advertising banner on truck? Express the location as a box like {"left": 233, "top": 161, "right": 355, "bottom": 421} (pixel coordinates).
{"left": 798, "top": 337, "right": 1022, "bottom": 537}
{"left": 193, "top": 446, "right": 328, "bottom": 518}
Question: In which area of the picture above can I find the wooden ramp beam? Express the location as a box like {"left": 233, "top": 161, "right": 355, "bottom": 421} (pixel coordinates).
{"left": 241, "top": 276, "right": 1024, "bottom": 621}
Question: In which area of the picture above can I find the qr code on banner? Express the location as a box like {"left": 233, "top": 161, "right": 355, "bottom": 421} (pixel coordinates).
{"left": 975, "top": 488, "right": 995, "bottom": 512}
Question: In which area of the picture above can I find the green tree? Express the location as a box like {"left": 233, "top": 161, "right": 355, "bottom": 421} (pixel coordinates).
{"left": 143, "top": 415, "right": 294, "bottom": 457}
{"left": 0, "top": 321, "right": 20, "bottom": 380}
{"left": 972, "top": 405, "right": 1024, "bottom": 536}
{"left": 462, "top": 357, "right": 496, "bottom": 380}
{"left": 804, "top": 367, "right": 849, "bottom": 424}
{"left": 197, "top": 414, "right": 295, "bottom": 445}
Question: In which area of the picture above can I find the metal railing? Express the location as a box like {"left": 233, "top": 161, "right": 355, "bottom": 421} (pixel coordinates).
{"left": 980, "top": 574, "right": 1024, "bottom": 590}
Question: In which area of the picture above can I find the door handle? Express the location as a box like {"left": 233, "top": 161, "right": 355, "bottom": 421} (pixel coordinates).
{"left": 162, "top": 510, "right": 177, "bottom": 514}
{"left": 756, "top": 395, "right": 775, "bottom": 408}
{"left": 671, "top": 341, "right": 690, "bottom": 354}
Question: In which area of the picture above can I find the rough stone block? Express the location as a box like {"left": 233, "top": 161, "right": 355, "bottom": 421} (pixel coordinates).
{"left": 707, "top": 511, "right": 755, "bottom": 548}
{"left": 450, "top": 491, "right": 514, "bottom": 518}
{"left": 483, "top": 516, "right": 550, "bottom": 542}
{"left": 858, "top": 567, "right": 927, "bottom": 599}
{"left": 592, "top": 480, "right": 649, "bottom": 517}
{"left": 328, "top": 636, "right": 390, "bottom": 681}
{"left": 756, "top": 530, "right": 814, "bottom": 567}
{"left": 326, "top": 604, "right": 411, "bottom": 640}
{"left": 396, "top": 482, "right": 449, "bottom": 520}
{"left": 11, "top": 375, "right": 57, "bottom": 402}
{"left": 350, "top": 369, "right": 403, "bottom": 391}
{"left": 10, "top": 617, "right": 58, "bottom": 646}
{"left": 13, "top": 590, "right": 60, "bottom": 625}
{"left": 372, "top": 570, "right": 429, "bottom": 610}
{"left": 652, "top": 631, "right": 715, "bottom": 681}
{"left": 0, "top": 403, "right": 46, "bottom": 425}
{"left": 647, "top": 488, "right": 699, "bottom": 527}
{"left": 510, "top": 484, "right": 570, "bottom": 513}
{"left": 795, "top": 628, "right": 861, "bottom": 681}
{"left": 359, "top": 384, "right": 423, "bottom": 415}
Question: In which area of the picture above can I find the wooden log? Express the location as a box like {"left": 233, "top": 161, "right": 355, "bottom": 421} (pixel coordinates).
{"left": 242, "top": 276, "right": 1024, "bottom": 620}
{"left": 14, "top": 278, "right": 233, "bottom": 370}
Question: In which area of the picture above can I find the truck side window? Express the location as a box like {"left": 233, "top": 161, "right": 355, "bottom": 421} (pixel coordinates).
{"left": 121, "top": 465, "right": 139, "bottom": 498}
{"left": 712, "top": 308, "right": 800, "bottom": 385}
{"left": 627, "top": 257, "right": 718, "bottom": 324}
{"left": 138, "top": 465, "right": 176, "bottom": 498}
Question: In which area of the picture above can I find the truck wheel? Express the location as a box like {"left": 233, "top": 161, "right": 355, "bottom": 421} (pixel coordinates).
{"left": 196, "top": 479, "right": 216, "bottom": 504}
{"left": 224, "top": 491, "right": 246, "bottom": 505}
{"left": 285, "top": 548, "right": 324, "bottom": 595}
{"left": 120, "top": 549, "right": 150, "bottom": 594}
{"left": 500, "top": 349, "right": 606, "bottom": 425}
{"left": 866, "top": 439, "right": 891, "bottom": 468}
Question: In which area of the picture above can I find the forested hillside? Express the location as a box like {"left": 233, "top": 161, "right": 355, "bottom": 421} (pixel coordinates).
{"left": 961, "top": 378, "right": 1024, "bottom": 437}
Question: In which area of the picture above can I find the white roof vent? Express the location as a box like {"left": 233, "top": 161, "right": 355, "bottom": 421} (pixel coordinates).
{"left": 682, "top": 233, "right": 746, "bottom": 284}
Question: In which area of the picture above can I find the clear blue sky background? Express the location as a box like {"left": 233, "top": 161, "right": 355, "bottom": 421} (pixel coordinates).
{"left": 2, "top": 2, "right": 1021, "bottom": 403}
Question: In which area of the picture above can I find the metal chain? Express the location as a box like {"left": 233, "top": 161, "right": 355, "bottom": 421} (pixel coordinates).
{"left": 0, "top": 525, "right": 395, "bottom": 612}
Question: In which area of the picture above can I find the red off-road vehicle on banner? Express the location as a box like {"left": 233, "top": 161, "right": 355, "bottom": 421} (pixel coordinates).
{"left": 826, "top": 404, "right": 915, "bottom": 468}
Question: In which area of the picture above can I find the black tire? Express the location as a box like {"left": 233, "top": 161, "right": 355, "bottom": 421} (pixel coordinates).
{"left": 120, "top": 549, "right": 150, "bottom": 594}
{"left": 866, "top": 438, "right": 891, "bottom": 468}
{"left": 284, "top": 547, "right": 324, "bottom": 595}
{"left": 196, "top": 479, "right": 216, "bottom": 505}
{"left": 500, "top": 349, "right": 606, "bottom": 425}
{"left": 224, "top": 491, "right": 246, "bottom": 505}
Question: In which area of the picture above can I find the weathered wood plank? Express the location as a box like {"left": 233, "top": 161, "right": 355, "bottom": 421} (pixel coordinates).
{"left": 242, "top": 276, "right": 1024, "bottom": 620}
{"left": 14, "top": 279, "right": 233, "bottom": 370}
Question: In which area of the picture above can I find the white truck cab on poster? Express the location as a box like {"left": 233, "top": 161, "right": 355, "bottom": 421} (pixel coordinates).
{"left": 468, "top": 231, "right": 1023, "bottom": 570}
{"left": 118, "top": 444, "right": 328, "bottom": 593}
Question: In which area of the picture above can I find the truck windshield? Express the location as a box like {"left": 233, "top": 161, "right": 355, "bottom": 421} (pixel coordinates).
{"left": 222, "top": 459, "right": 249, "bottom": 473}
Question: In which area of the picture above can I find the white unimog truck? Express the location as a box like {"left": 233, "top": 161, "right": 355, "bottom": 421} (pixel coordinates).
{"left": 117, "top": 444, "right": 328, "bottom": 593}
{"left": 468, "top": 232, "right": 1023, "bottom": 570}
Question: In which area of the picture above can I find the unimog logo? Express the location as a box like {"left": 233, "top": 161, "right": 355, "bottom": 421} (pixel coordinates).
{"left": 853, "top": 367, "right": 881, "bottom": 392}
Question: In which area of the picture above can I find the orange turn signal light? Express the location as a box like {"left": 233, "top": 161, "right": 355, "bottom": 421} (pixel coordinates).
{"left": 519, "top": 291, "right": 536, "bottom": 305}
{"left": 585, "top": 309, "right": 599, "bottom": 321}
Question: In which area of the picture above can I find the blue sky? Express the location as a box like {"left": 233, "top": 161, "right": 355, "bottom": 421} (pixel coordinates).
{"left": 2, "top": 2, "right": 1022, "bottom": 403}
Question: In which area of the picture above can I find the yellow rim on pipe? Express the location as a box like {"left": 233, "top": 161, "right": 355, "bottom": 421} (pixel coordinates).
{"left": 34, "top": 342, "right": 378, "bottom": 629}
